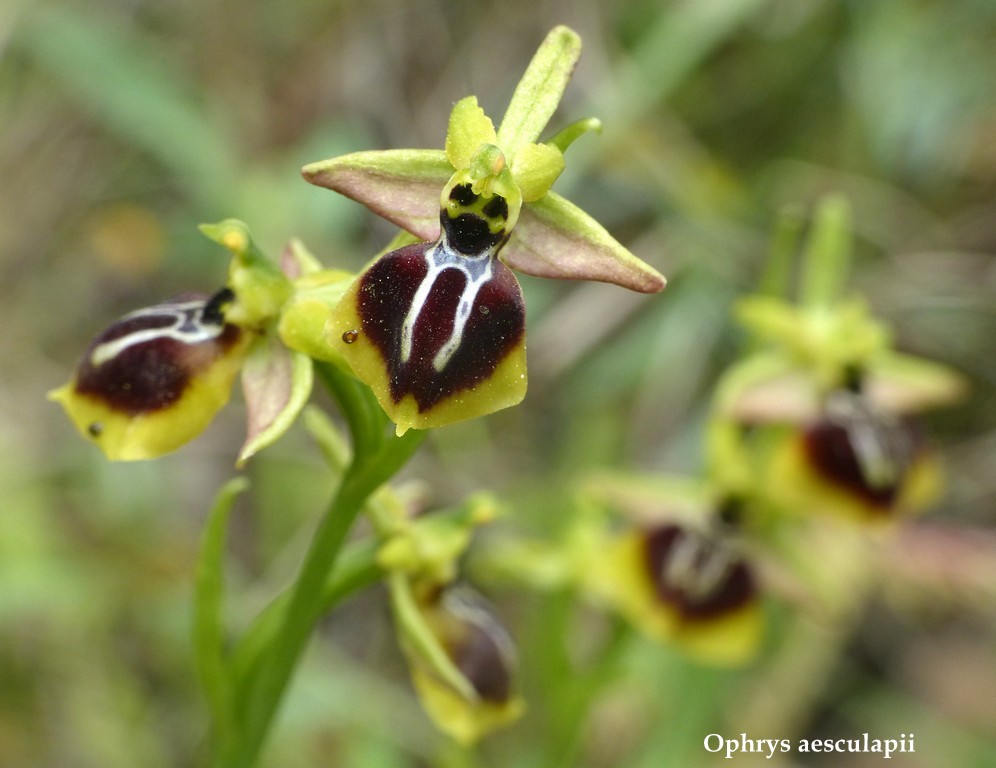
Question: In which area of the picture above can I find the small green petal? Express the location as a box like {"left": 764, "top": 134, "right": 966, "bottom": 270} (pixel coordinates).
{"left": 504, "top": 191, "right": 665, "bottom": 293}
{"left": 496, "top": 25, "right": 582, "bottom": 156}
{"left": 511, "top": 142, "right": 564, "bottom": 202}
{"left": 445, "top": 96, "right": 497, "bottom": 170}
{"left": 302, "top": 149, "right": 452, "bottom": 241}
{"left": 237, "top": 334, "right": 313, "bottom": 467}
{"left": 467, "top": 144, "right": 508, "bottom": 191}
{"left": 547, "top": 117, "right": 602, "bottom": 154}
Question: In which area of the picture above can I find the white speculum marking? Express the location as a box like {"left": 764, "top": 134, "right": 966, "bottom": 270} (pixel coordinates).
{"left": 661, "top": 530, "right": 735, "bottom": 601}
{"left": 89, "top": 300, "right": 224, "bottom": 368}
{"left": 400, "top": 241, "right": 494, "bottom": 373}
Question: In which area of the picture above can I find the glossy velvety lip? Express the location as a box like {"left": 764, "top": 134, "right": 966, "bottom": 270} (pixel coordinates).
{"left": 643, "top": 525, "right": 756, "bottom": 620}
{"left": 803, "top": 391, "right": 917, "bottom": 511}
{"left": 356, "top": 241, "right": 525, "bottom": 413}
{"left": 74, "top": 294, "right": 242, "bottom": 414}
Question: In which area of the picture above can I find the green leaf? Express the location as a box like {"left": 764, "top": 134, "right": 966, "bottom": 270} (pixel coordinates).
{"left": 193, "top": 477, "right": 249, "bottom": 746}
{"left": 237, "top": 335, "right": 314, "bottom": 467}
{"left": 496, "top": 25, "right": 582, "bottom": 156}
{"left": 302, "top": 149, "right": 452, "bottom": 241}
{"left": 504, "top": 191, "right": 666, "bottom": 293}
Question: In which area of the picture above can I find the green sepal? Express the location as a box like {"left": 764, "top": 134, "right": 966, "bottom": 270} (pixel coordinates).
{"left": 504, "top": 191, "right": 666, "bottom": 293}
{"left": 302, "top": 149, "right": 452, "bottom": 241}
{"left": 799, "top": 195, "right": 853, "bottom": 309}
{"left": 237, "top": 333, "right": 314, "bottom": 467}
{"left": 389, "top": 574, "right": 524, "bottom": 744}
{"left": 389, "top": 573, "right": 477, "bottom": 702}
{"left": 857, "top": 350, "right": 968, "bottom": 413}
{"left": 496, "top": 25, "right": 582, "bottom": 156}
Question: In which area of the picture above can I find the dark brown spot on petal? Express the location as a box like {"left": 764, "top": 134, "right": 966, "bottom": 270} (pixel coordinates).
{"left": 202, "top": 287, "right": 236, "bottom": 325}
{"left": 643, "top": 525, "right": 755, "bottom": 620}
{"left": 482, "top": 195, "right": 509, "bottom": 221}
{"left": 448, "top": 183, "right": 478, "bottom": 206}
{"left": 442, "top": 212, "right": 504, "bottom": 255}
{"left": 341, "top": 329, "right": 359, "bottom": 344}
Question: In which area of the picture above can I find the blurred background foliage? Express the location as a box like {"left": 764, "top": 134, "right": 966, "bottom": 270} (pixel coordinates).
{"left": 2, "top": 0, "right": 995, "bottom": 766}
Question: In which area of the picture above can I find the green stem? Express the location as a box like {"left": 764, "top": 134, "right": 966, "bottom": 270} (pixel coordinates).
{"left": 218, "top": 364, "right": 424, "bottom": 768}
{"left": 543, "top": 613, "right": 631, "bottom": 768}
{"left": 228, "top": 537, "right": 383, "bottom": 697}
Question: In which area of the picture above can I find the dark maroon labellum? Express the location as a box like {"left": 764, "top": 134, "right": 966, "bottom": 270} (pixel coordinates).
{"left": 74, "top": 290, "right": 241, "bottom": 414}
{"left": 451, "top": 619, "right": 513, "bottom": 702}
{"left": 356, "top": 241, "right": 525, "bottom": 413}
{"left": 440, "top": 588, "right": 516, "bottom": 703}
{"left": 803, "top": 391, "right": 917, "bottom": 510}
{"left": 643, "top": 525, "right": 755, "bottom": 620}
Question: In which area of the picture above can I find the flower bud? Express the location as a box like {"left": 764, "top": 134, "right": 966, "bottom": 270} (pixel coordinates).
{"left": 49, "top": 289, "right": 249, "bottom": 460}
{"left": 398, "top": 584, "right": 523, "bottom": 744}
